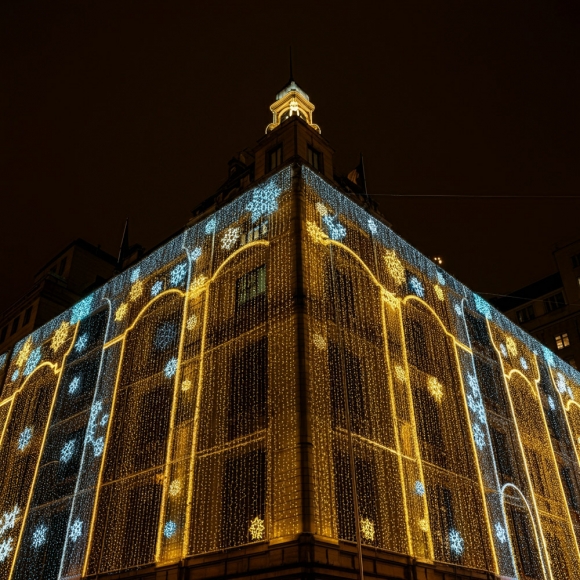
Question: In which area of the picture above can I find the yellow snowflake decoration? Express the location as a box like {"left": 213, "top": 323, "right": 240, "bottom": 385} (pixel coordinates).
{"left": 50, "top": 321, "right": 70, "bottom": 352}
{"left": 419, "top": 518, "right": 429, "bottom": 532}
{"left": 306, "top": 221, "right": 328, "bottom": 245}
{"left": 427, "top": 376, "right": 444, "bottom": 402}
{"left": 129, "top": 280, "right": 144, "bottom": 302}
{"left": 394, "top": 365, "right": 406, "bottom": 382}
{"left": 506, "top": 336, "right": 517, "bottom": 357}
{"left": 360, "top": 518, "right": 375, "bottom": 541}
{"left": 188, "top": 276, "right": 208, "bottom": 298}
{"left": 381, "top": 288, "right": 398, "bottom": 309}
{"left": 315, "top": 202, "right": 329, "bottom": 216}
{"left": 313, "top": 333, "right": 327, "bottom": 350}
{"left": 115, "top": 303, "right": 128, "bottom": 322}
{"left": 186, "top": 315, "right": 198, "bottom": 331}
{"left": 434, "top": 284, "right": 445, "bottom": 301}
{"left": 181, "top": 379, "right": 192, "bottom": 392}
{"left": 15, "top": 338, "right": 33, "bottom": 367}
{"left": 384, "top": 250, "right": 406, "bottom": 286}
{"left": 249, "top": 516, "right": 265, "bottom": 540}
{"left": 169, "top": 479, "right": 182, "bottom": 496}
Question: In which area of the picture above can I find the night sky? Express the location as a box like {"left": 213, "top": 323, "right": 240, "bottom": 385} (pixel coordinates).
{"left": 1, "top": 1, "right": 579, "bottom": 313}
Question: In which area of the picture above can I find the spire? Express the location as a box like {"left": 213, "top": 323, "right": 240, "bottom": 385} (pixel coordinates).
{"left": 289, "top": 46, "right": 294, "bottom": 83}
{"left": 117, "top": 218, "right": 129, "bottom": 267}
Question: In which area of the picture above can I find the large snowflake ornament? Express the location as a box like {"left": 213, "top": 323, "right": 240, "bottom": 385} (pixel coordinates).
{"left": 169, "top": 479, "right": 182, "bottom": 496}
{"left": 92, "top": 437, "right": 105, "bottom": 457}
{"left": 115, "top": 303, "right": 128, "bottom": 322}
{"left": 0, "top": 538, "right": 13, "bottom": 563}
{"left": 129, "top": 280, "right": 144, "bottom": 302}
{"left": 449, "top": 529, "right": 464, "bottom": 555}
{"left": 190, "top": 246, "right": 202, "bottom": 262}
{"left": 221, "top": 227, "right": 241, "bottom": 250}
{"left": 306, "top": 221, "right": 328, "bottom": 244}
{"left": 186, "top": 315, "right": 198, "bottom": 331}
{"left": 0, "top": 506, "right": 20, "bottom": 535}
{"left": 474, "top": 294, "right": 491, "bottom": 320}
{"left": 322, "top": 215, "right": 346, "bottom": 241}
{"left": 414, "top": 481, "right": 425, "bottom": 496}
{"left": 473, "top": 423, "right": 486, "bottom": 449}
{"left": 68, "top": 376, "right": 81, "bottom": 395}
{"left": 367, "top": 219, "right": 378, "bottom": 235}
{"left": 248, "top": 516, "right": 265, "bottom": 540}
{"left": 245, "top": 183, "right": 281, "bottom": 222}
{"left": 51, "top": 321, "right": 70, "bottom": 352}
{"left": 505, "top": 336, "right": 517, "bottom": 357}
{"left": 205, "top": 217, "right": 217, "bottom": 234}
{"left": 495, "top": 522, "right": 507, "bottom": 544}
{"left": 170, "top": 263, "right": 188, "bottom": 287}
{"left": 155, "top": 322, "right": 178, "bottom": 350}
{"left": 87, "top": 400, "right": 108, "bottom": 458}
{"left": 32, "top": 524, "right": 48, "bottom": 549}
{"left": 163, "top": 520, "right": 177, "bottom": 538}
{"left": 24, "top": 347, "right": 41, "bottom": 376}
{"left": 18, "top": 427, "right": 33, "bottom": 451}
{"left": 384, "top": 250, "right": 406, "bottom": 286}
{"left": 165, "top": 358, "right": 178, "bottom": 379}
{"left": 71, "top": 295, "right": 93, "bottom": 324}
{"left": 427, "top": 376, "right": 444, "bottom": 402}
{"left": 466, "top": 374, "right": 486, "bottom": 424}
{"left": 69, "top": 519, "right": 83, "bottom": 543}
{"left": 360, "top": 518, "right": 375, "bottom": 542}
{"left": 60, "top": 439, "right": 76, "bottom": 463}
{"left": 15, "top": 338, "right": 33, "bottom": 368}
{"left": 75, "top": 334, "right": 89, "bottom": 353}
{"left": 151, "top": 280, "right": 163, "bottom": 297}
{"left": 408, "top": 276, "right": 424, "bottom": 298}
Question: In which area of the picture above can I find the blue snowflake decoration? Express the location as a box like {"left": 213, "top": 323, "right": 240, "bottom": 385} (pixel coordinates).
{"left": 130, "top": 267, "right": 140, "bottom": 283}
{"left": 542, "top": 346, "right": 555, "bottom": 366}
{"left": 93, "top": 436, "right": 105, "bottom": 457}
{"left": 163, "top": 520, "right": 177, "bottom": 538}
{"left": 75, "top": 334, "right": 89, "bottom": 353}
{"left": 436, "top": 270, "right": 446, "bottom": 286}
{"left": 24, "top": 347, "right": 41, "bottom": 376}
{"left": 0, "top": 538, "right": 13, "bottom": 563}
{"left": 245, "top": 182, "right": 281, "bottom": 222}
{"left": 69, "top": 519, "right": 83, "bottom": 543}
{"left": 71, "top": 295, "right": 93, "bottom": 324}
{"left": 155, "top": 322, "right": 178, "bottom": 350}
{"left": 205, "top": 216, "right": 217, "bottom": 234}
{"left": 60, "top": 439, "right": 76, "bottom": 463}
{"left": 18, "top": 427, "right": 33, "bottom": 450}
{"left": 0, "top": 505, "right": 20, "bottom": 535}
{"left": 467, "top": 374, "right": 486, "bottom": 424}
{"left": 449, "top": 529, "right": 464, "bottom": 555}
{"left": 414, "top": 481, "right": 425, "bottom": 496}
{"left": 165, "top": 358, "right": 178, "bottom": 379}
{"left": 170, "top": 263, "right": 187, "bottom": 287}
{"left": 86, "top": 400, "right": 107, "bottom": 458}
{"left": 322, "top": 215, "right": 346, "bottom": 241}
{"left": 190, "top": 247, "right": 202, "bottom": 262}
{"left": 499, "top": 343, "right": 507, "bottom": 358}
{"left": 454, "top": 303, "right": 463, "bottom": 317}
{"left": 11, "top": 369, "right": 19, "bottom": 383}
{"left": 548, "top": 396, "right": 556, "bottom": 411}
{"left": 520, "top": 356, "right": 528, "bottom": 370}
{"left": 151, "top": 280, "right": 163, "bottom": 297}
{"left": 32, "top": 524, "right": 48, "bottom": 549}
{"left": 68, "top": 376, "right": 81, "bottom": 395}
{"left": 473, "top": 423, "right": 486, "bottom": 449}
{"left": 494, "top": 522, "right": 507, "bottom": 544}
{"left": 408, "top": 276, "right": 424, "bottom": 298}
{"left": 367, "top": 219, "right": 378, "bottom": 235}
{"left": 474, "top": 294, "right": 491, "bottom": 320}
{"left": 100, "top": 413, "right": 109, "bottom": 427}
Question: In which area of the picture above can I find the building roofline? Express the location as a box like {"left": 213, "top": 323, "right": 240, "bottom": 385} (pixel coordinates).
{"left": 491, "top": 271, "right": 562, "bottom": 312}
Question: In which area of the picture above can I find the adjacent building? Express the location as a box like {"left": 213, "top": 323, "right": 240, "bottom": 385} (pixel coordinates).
{"left": 0, "top": 80, "right": 579, "bottom": 580}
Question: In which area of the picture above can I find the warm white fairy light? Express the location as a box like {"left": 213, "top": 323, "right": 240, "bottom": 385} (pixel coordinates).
{"left": 249, "top": 517, "right": 265, "bottom": 540}
{"left": 51, "top": 321, "right": 70, "bottom": 352}
{"left": 360, "top": 518, "right": 375, "bottom": 541}
{"left": 221, "top": 227, "right": 241, "bottom": 250}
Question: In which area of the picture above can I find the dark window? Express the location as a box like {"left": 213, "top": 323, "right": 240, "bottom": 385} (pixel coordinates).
{"left": 23, "top": 306, "right": 33, "bottom": 326}
{"left": 328, "top": 342, "right": 365, "bottom": 434}
{"left": 555, "top": 333, "right": 570, "bottom": 350}
{"left": 228, "top": 338, "right": 268, "bottom": 440}
{"left": 571, "top": 253, "right": 580, "bottom": 268}
{"left": 545, "top": 292, "right": 565, "bottom": 313}
{"left": 58, "top": 256, "right": 67, "bottom": 275}
{"left": 509, "top": 505, "right": 542, "bottom": 578}
{"left": 546, "top": 407, "right": 561, "bottom": 440}
{"left": 307, "top": 145, "right": 321, "bottom": 171}
{"left": 267, "top": 145, "right": 282, "bottom": 172}
{"left": 0, "top": 327, "right": 6, "bottom": 343}
{"left": 465, "top": 311, "right": 494, "bottom": 356}
{"left": 527, "top": 450, "right": 547, "bottom": 498}
{"left": 328, "top": 268, "right": 356, "bottom": 321}
{"left": 10, "top": 316, "right": 20, "bottom": 335}
{"left": 561, "top": 466, "right": 579, "bottom": 511}
{"left": 474, "top": 355, "right": 501, "bottom": 404}
{"left": 517, "top": 305, "right": 535, "bottom": 323}
{"left": 427, "top": 484, "right": 459, "bottom": 562}
{"left": 236, "top": 265, "right": 266, "bottom": 307}
{"left": 406, "top": 319, "right": 431, "bottom": 374}
{"left": 414, "top": 382, "right": 446, "bottom": 468}
{"left": 221, "top": 450, "right": 266, "bottom": 547}
{"left": 490, "top": 427, "right": 513, "bottom": 482}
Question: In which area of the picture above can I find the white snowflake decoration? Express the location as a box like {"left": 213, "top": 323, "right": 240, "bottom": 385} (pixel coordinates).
{"left": 60, "top": 439, "right": 76, "bottom": 463}
{"left": 155, "top": 322, "right": 177, "bottom": 350}
{"left": 313, "top": 334, "right": 327, "bottom": 350}
{"left": 24, "top": 347, "right": 41, "bottom": 376}
{"left": 473, "top": 423, "right": 486, "bottom": 449}
{"left": 499, "top": 343, "right": 507, "bottom": 358}
{"left": 437, "top": 270, "right": 446, "bottom": 286}
{"left": 32, "top": 524, "right": 48, "bottom": 549}
{"left": 556, "top": 373, "right": 567, "bottom": 394}
{"left": 18, "top": 427, "right": 33, "bottom": 450}
{"left": 520, "top": 356, "right": 528, "bottom": 370}
{"left": 165, "top": 358, "right": 178, "bottom": 379}
{"left": 181, "top": 379, "right": 192, "bottom": 392}
{"left": 548, "top": 396, "right": 556, "bottom": 411}
{"left": 190, "top": 246, "right": 202, "bottom": 262}
{"left": 543, "top": 346, "right": 555, "bottom": 366}
{"left": 69, "top": 519, "right": 83, "bottom": 543}
{"left": 0, "top": 538, "right": 13, "bottom": 563}
{"left": 71, "top": 295, "right": 93, "bottom": 324}
{"left": 130, "top": 267, "right": 140, "bottom": 283}
{"left": 205, "top": 217, "right": 217, "bottom": 234}
{"left": 75, "top": 334, "right": 89, "bottom": 353}
{"left": 454, "top": 303, "right": 463, "bottom": 317}
{"left": 495, "top": 522, "right": 507, "bottom": 544}
{"left": 163, "top": 520, "right": 177, "bottom": 538}
{"left": 92, "top": 437, "right": 105, "bottom": 457}
{"left": 87, "top": 400, "right": 107, "bottom": 458}
{"left": 245, "top": 183, "right": 281, "bottom": 222}
{"left": 367, "top": 219, "right": 377, "bottom": 235}
{"left": 467, "top": 374, "right": 486, "bottom": 424}
{"left": 68, "top": 376, "right": 81, "bottom": 395}
{"left": 322, "top": 215, "right": 346, "bottom": 241}
{"left": 170, "top": 263, "right": 188, "bottom": 286}
{"left": 474, "top": 294, "right": 491, "bottom": 320}
{"left": 408, "top": 276, "right": 424, "bottom": 298}
{"left": 414, "top": 481, "right": 425, "bottom": 496}
{"left": 151, "top": 280, "right": 163, "bottom": 297}
{"left": 221, "top": 227, "right": 241, "bottom": 250}
{"left": 315, "top": 202, "right": 328, "bottom": 216}
{"left": 0, "top": 506, "right": 20, "bottom": 535}
{"left": 11, "top": 369, "right": 19, "bottom": 383}
{"left": 449, "top": 529, "right": 464, "bottom": 555}
{"left": 169, "top": 479, "right": 182, "bottom": 496}
{"left": 100, "top": 414, "right": 109, "bottom": 427}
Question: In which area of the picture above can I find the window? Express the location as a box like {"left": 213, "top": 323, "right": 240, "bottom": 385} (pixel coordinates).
{"left": 566, "top": 358, "right": 577, "bottom": 369}
{"left": 509, "top": 505, "right": 542, "bottom": 578}
{"left": 58, "top": 256, "right": 67, "bottom": 275}
{"left": 307, "top": 145, "right": 321, "bottom": 171}
{"left": 241, "top": 221, "right": 268, "bottom": 246}
{"left": 561, "top": 466, "right": 579, "bottom": 511}
{"left": 236, "top": 265, "right": 266, "bottom": 307}
{"left": 555, "top": 333, "right": 570, "bottom": 350}
{"left": 490, "top": 427, "right": 513, "bottom": 482}
{"left": 329, "top": 269, "right": 356, "bottom": 321}
{"left": 0, "top": 327, "right": 6, "bottom": 343}
{"left": 426, "top": 484, "right": 459, "bottom": 563}
{"left": 23, "top": 306, "right": 33, "bottom": 326}
{"left": 545, "top": 292, "right": 565, "bottom": 313}
{"left": 10, "top": 316, "right": 19, "bottom": 336}
{"left": 571, "top": 253, "right": 580, "bottom": 268}
{"left": 266, "top": 145, "right": 282, "bottom": 172}
{"left": 516, "top": 305, "right": 535, "bottom": 323}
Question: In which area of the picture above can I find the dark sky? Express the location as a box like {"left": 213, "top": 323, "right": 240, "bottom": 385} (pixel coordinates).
{"left": 1, "top": 0, "right": 579, "bottom": 313}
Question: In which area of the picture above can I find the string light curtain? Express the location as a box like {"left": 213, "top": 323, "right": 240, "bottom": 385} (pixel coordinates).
{"left": 0, "top": 163, "right": 578, "bottom": 579}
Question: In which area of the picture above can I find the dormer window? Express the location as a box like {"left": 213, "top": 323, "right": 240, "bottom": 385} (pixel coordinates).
{"left": 267, "top": 145, "right": 282, "bottom": 172}
{"left": 307, "top": 145, "right": 322, "bottom": 171}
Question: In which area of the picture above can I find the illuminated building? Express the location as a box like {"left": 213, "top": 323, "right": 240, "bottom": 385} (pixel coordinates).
{"left": 0, "top": 78, "right": 579, "bottom": 580}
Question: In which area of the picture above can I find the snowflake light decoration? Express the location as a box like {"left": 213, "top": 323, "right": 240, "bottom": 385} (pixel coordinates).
{"left": 75, "top": 333, "right": 89, "bottom": 353}
{"left": 520, "top": 356, "right": 528, "bottom": 370}
{"left": 115, "top": 303, "right": 128, "bottom": 321}
{"left": 434, "top": 284, "right": 444, "bottom": 301}
{"left": 60, "top": 439, "right": 76, "bottom": 463}
{"left": 360, "top": 518, "right": 375, "bottom": 541}
{"left": 505, "top": 336, "right": 517, "bottom": 357}
{"left": 100, "top": 414, "right": 109, "bottom": 427}
{"left": 248, "top": 516, "right": 265, "bottom": 540}
{"left": 408, "top": 276, "right": 424, "bottom": 298}
{"left": 16, "top": 338, "right": 33, "bottom": 368}
{"left": 556, "top": 373, "right": 567, "bottom": 394}
{"left": 499, "top": 343, "right": 508, "bottom": 358}
{"left": 449, "top": 529, "right": 464, "bottom": 555}
{"left": 495, "top": 522, "right": 507, "bottom": 544}
{"left": 165, "top": 358, "right": 178, "bottom": 379}
{"left": 190, "top": 246, "right": 202, "bottom": 262}
{"left": 414, "top": 481, "right": 425, "bottom": 496}
{"left": 454, "top": 303, "right": 463, "bottom": 317}
{"left": 474, "top": 294, "right": 491, "bottom": 320}
{"left": 466, "top": 374, "right": 486, "bottom": 424}
{"left": 186, "top": 315, "right": 198, "bottom": 331}
{"left": 68, "top": 376, "right": 81, "bottom": 395}
{"left": 245, "top": 182, "right": 281, "bottom": 222}
{"left": 32, "top": 524, "right": 48, "bottom": 549}
{"left": 155, "top": 322, "right": 178, "bottom": 350}
{"left": 473, "top": 423, "right": 486, "bottom": 449}
{"left": 367, "top": 219, "right": 377, "bottom": 235}
{"left": 129, "top": 280, "right": 144, "bottom": 302}
{"left": 71, "top": 295, "right": 93, "bottom": 324}
{"left": 163, "top": 520, "right": 177, "bottom": 538}
{"left": 322, "top": 214, "right": 346, "bottom": 241}
{"left": 437, "top": 270, "right": 446, "bottom": 286}
{"left": 86, "top": 400, "right": 107, "bottom": 458}
{"left": 395, "top": 366, "right": 406, "bottom": 382}
{"left": 24, "top": 347, "right": 41, "bottom": 376}
{"left": 130, "top": 267, "right": 140, "bottom": 283}
{"left": 181, "top": 379, "right": 192, "bottom": 392}
{"left": 169, "top": 479, "right": 182, "bottom": 496}
{"left": 69, "top": 519, "right": 83, "bottom": 543}
{"left": 221, "top": 227, "right": 241, "bottom": 251}
{"left": 151, "top": 280, "right": 163, "bottom": 297}
{"left": 427, "top": 376, "right": 443, "bottom": 402}
{"left": 313, "top": 334, "right": 327, "bottom": 350}
{"left": 315, "top": 202, "right": 329, "bottom": 216}
{"left": 548, "top": 396, "right": 556, "bottom": 411}
{"left": 51, "top": 321, "right": 70, "bottom": 352}
{"left": 306, "top": 221, "right": 328, "bottom": 244}
{"left": 93, "top": 437, "right": 105, "bottom": 457}
{"left": 419, "top": 518, "right": 429, "bottom": 532}
{"left": 0, "top": 538, "right": 13, "bottom": 563}
{"left": 384, "top": 250, "right": 406, "bottom": 286}
{"left": 0, "top": 506, "right": 20, "bottom": 535}
{"left": 18, "top": 427, "right": 33, "bottom": 450}
{"left": 205, "top": 217, "right": 216, "bottom": 234}
{"left": 189, "top": 275, "right": 207, "bottom": 296}
{"left": 381, "top": 289, "right": 398, "bottom": 310}
{"left": 11, "top": 369, "right": 19, "bottom": 383}
{"left": 170, "top": 263, "right": 188, "bottom": 286}
{"left": 543, "top": 346, "right": 555, "bottom": 366}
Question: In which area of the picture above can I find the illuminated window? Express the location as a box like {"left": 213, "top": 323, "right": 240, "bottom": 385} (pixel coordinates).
{"left": 307, "top": 145, "right": 322, "bottom": 171}
{"left": 545, "top": 292, "right": 565, "bottom": 312}
{"left": 23, "top": 306, "right": 33, "bottom": 326}
{"left": 241, "top": 221, "right": 268, "bottom": 246}
{"left": 236, "top": 265, "right": 266, "bottom": 307}
{"left": 10, "top": 316, "right": 19, "bottom": 336}
{"left": 571, "top": 253, "right": 580, "bottom": 268}
{"left": 555, "top": 333, "right": 570, "bottom": 350}
{"left": 266, "top": 145, "right": 282, "bottom": 172}
{"left": 516, "top": 305, "right": 535, "bottom": 323}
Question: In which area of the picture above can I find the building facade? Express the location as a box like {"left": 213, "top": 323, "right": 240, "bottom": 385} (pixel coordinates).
{"left": 0, "top": 84, "right": 580, "bottom": 580}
